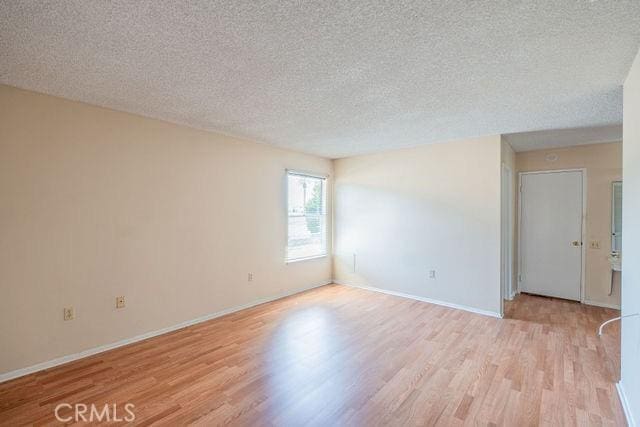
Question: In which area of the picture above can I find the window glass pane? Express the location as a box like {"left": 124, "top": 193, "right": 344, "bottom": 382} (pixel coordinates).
{"left": 287, "top": 173, "right": 326, "bottom": 261}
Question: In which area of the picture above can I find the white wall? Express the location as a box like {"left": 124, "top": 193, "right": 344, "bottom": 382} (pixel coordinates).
{"left": 333, "top": 136, "right": 502, "bottom": 316}
{"left": 0, "top": 85, "right": 333, "bottom": 376}
{"left": 620, "top": 48, "right": 640, "bottom": 426}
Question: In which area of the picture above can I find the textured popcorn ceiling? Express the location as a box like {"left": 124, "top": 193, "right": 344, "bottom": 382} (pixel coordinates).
{"left": 1, "top": 1, "right": 640, "bottom": 158}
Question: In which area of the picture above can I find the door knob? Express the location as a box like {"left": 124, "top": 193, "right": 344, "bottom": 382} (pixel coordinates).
{"left": 571, "top": 241, "right": 582, "bottom": 247}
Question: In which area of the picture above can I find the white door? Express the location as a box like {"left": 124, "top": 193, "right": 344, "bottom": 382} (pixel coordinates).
{"left": 519, "top": 171, "right": 583, "bottom": 301}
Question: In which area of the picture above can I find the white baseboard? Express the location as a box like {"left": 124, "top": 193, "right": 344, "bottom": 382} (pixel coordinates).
{"left": 584, "top": 299, "right": 621, "bottom": 310}
{"left": 617, "top": 381, "right": 636, "bottom": 427}
{"left": 0, "top": 281, "right": 331, "bottom": 384}
{"left": 335, "top": 281, "right": 502, "bottom": 319}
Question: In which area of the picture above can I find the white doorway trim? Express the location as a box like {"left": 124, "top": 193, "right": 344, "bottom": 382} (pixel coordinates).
{"left": 501, "top": 164, "right": 514, "bottom": 303}
{"left": 517, "top": 168, "right": 587, "bottom": 303}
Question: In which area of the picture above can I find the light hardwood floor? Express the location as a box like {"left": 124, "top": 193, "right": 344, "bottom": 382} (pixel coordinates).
{"left": 0, "top": 285, "right": 623, "bottom": 426}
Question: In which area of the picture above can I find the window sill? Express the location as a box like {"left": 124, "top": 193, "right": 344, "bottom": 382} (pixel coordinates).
{"left": 285, "top": 254, "right": 328, "bottom": 264}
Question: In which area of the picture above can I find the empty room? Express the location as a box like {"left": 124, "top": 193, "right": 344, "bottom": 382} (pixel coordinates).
{"left": 1, "top": 1, "right": 640, "bottom": 426}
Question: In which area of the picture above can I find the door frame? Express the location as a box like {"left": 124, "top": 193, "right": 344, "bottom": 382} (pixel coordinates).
{"left": 501, "top": 164, "right": 514, "bottom": 302}
{"left": 517, "top": 168, "right": 587, "bottom": 303}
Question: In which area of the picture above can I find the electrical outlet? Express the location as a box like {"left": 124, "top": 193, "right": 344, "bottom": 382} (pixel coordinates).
{"left": 63, "top": 307, "right": 74, "bottom": 321}
{"left": 590, "top": 240, "right": 600, "bottom": 249}
{"left": 248, "top": 273, "right": 253, "bottom": 282}
{"left": 116, "top": 296, "right": 125, "bottom": 309}
{"left": 429, "top": 270, "right": 436, "bottom": 279}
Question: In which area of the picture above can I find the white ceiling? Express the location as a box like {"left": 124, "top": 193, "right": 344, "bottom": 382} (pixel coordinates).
{"left": 504, "top": 124, "right": 623, "bottom": 152}
{"left": 1, "top": 1, "right": 639, "bottom": 159}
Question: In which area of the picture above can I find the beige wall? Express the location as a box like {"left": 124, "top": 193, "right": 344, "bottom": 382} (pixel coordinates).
{"left": 0, "top": 85, "right": 332, "bottom": 375}
{"left": 516, "top": 142, "right": 622, "bottom": 308}
{"left": 620, "top": 47, "right": 640, "bottom": 425}
{"left": 333, "top": 136, "right": 502, "bottom": 315}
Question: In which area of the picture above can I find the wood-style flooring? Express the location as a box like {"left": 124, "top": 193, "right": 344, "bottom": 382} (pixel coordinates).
{"left": 0, "top": 285, "right": 624, "bottom": 426}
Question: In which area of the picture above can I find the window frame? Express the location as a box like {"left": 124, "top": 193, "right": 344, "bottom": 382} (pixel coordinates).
{"left": 285, "top": 169, "right": 328, "bottom": 263}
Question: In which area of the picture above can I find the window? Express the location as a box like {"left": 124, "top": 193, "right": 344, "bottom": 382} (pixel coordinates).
{"left": 286, "top": 171, "right": 327, "bottom": 262}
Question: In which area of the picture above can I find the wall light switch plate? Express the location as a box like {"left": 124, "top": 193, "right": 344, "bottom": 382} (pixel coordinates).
{"left": 116, "top": 296, "right": 125, "bottom": 309}
{"left": 248, "top": 273, "right": 253, "bottom": 282}
{"left": 63, "top": 307, "right": 74, "bottom": 321}
{"left": 429, "top": 270, "right": 436, "bottom": 279}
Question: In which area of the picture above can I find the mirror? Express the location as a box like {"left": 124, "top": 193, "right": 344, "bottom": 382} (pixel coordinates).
{"left": 612, "top": 181, "right": 622, "bottom": 253}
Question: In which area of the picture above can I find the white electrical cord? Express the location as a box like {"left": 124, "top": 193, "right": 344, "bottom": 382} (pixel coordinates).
{"left": 598, "top": 313, "right": 640, "bottom": 336}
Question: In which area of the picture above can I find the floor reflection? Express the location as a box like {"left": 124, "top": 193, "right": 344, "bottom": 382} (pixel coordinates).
{"left": 263, "top": 305, "right": 351, "bottom": 425}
